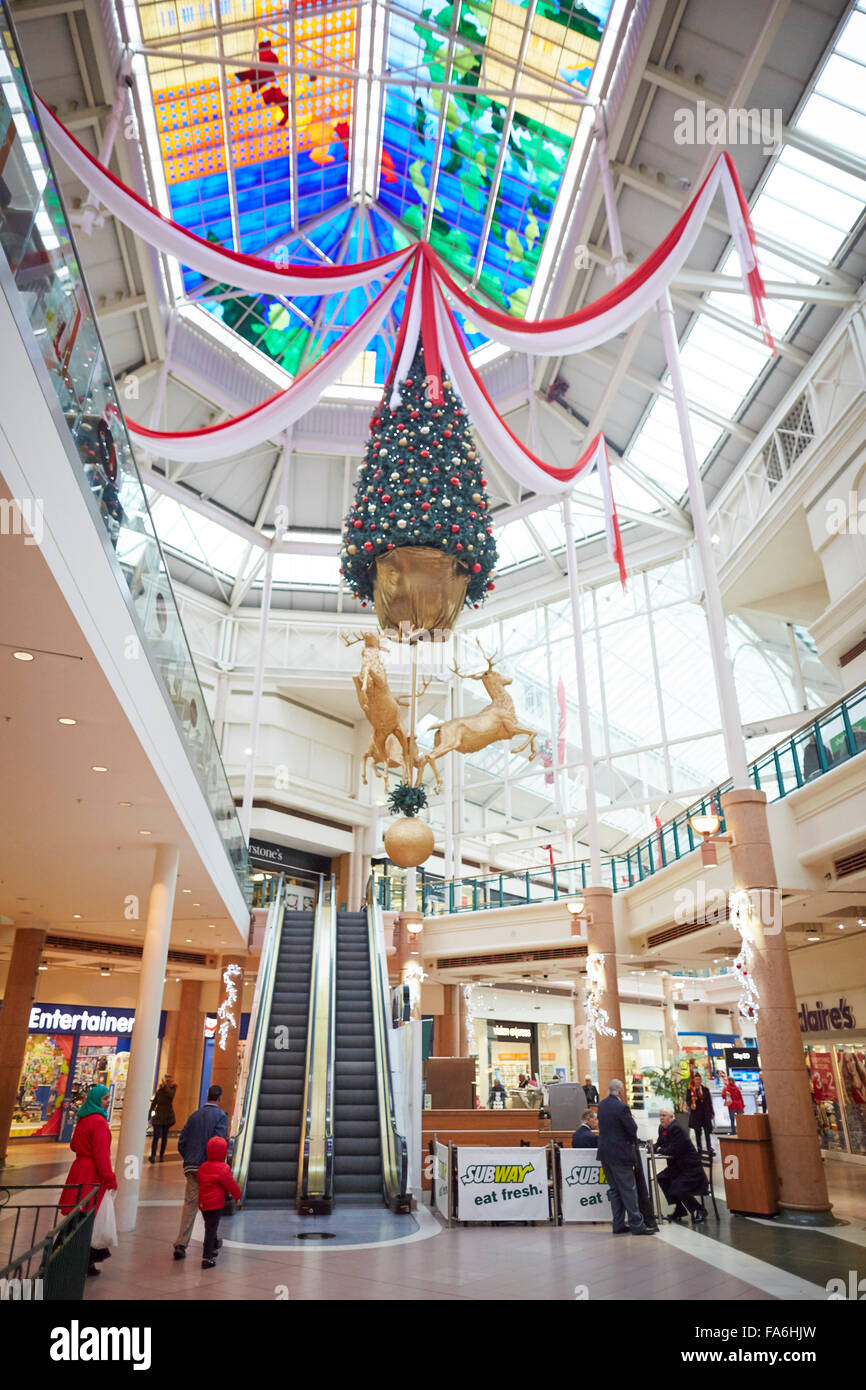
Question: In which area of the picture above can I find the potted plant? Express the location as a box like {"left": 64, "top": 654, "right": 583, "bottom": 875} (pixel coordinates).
{"left": 645, "top": 1065, "right": 691, "bottom": 1133}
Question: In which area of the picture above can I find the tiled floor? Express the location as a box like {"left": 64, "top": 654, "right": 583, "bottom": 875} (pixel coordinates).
{"left": 3, "top": 1140, "right": 863, "bottom": 1302}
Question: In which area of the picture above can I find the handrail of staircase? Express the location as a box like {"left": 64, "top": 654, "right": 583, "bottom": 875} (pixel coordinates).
{"left": 366, "top": 876, "right": 410, "bottom": 1212}
{"left": 297, "top": 873, "right": 336, "bottom": 1213}
{"left": 232, "top": 874, "right": 286, "bottom": 1199}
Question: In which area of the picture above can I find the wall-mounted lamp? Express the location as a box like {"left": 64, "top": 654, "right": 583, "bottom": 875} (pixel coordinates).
{"left": 567, "top": 898, "right": 593, "bottom": 936}
{"left": 687, "top": 812, "right": 734, "bottom": 868}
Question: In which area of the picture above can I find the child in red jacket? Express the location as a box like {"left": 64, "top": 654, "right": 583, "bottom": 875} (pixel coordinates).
{"left": 197, "top": 1135, "right": 241, "bottom": 1269}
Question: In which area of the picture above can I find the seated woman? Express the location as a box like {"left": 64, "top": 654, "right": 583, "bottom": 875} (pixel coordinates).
{"left": 654, "top": 1106, "right": 709, "bottom": 1224}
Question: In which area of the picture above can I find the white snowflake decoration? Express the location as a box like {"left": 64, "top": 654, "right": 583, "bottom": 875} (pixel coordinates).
{"left": 729, "top": 890, "right": 761, "bottom": 1027}
{"left": 585, "top": 952, "right": 617, "bottom": 1039}
{"left": 216, "top": 962, "right": 243, "bottom": 1051}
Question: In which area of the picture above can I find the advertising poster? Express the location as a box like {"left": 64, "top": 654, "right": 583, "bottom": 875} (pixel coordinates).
{"left": 456, "top": 1147, "right": 550, "bottom": 1222}
{"left": 809, "top": 1052, "right": 838, "bottom": 1103}
{"left": 559, "top": 1149, "right": 613, "bottom": 1222}
{"left": 433, "top": 1141, "right": 450, "bottom": 1217}
{"left": 836, "top": 1047, "right": 866, "bottom": 1156}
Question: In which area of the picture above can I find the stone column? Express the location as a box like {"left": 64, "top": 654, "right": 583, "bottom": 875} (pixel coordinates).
{"left": 662, "top": 975, "right": 680, "bottom": 1064}
{"left": 572, "top": 991, "right": 592, "bottom": 1089}
{"left": 394, "top": 915, "right": 423, "bottom": 1021}
{"left": 171, "top": 979, "right": 204, "bottom": 1127}
{"left": 457, "top": 985, "right": 470, "bottom": 1058}
{"left": 116, "top": 844, "right": 179, "bottom": 1231}
{"left": 210, "top": 952, "right": 247, "bottom": 1129}
{"left": 722, "top": 788, "right": 833, "bottom": 1224}
{"left": 583, "top": 887, "right": 625, "bottom": 1093}
{"left": 437, "top": 984, "right": 460, "bottom": 1056}
{"left": 0, "top": 924, "right": 48, "bottom": 1165}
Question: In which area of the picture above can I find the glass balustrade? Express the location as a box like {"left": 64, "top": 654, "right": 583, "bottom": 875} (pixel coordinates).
{"left": 0, "top": 9, "right": 248, "bottom": 898}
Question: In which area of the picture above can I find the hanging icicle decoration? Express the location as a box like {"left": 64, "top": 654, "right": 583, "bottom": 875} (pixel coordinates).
{"left": 216, "top": 962, "right": 243, "bottom": 1051}
{"left": 729, "top": 890, "right": 761, "bottom": 1027}
{"left": 585, "top": 952, "right": 617, "bottom": 1038}
{"left": 462, "top": 982, "right": 477, "bottom": 1054}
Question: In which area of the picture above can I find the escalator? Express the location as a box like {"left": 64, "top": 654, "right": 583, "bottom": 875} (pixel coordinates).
{"left": 333, "top": 911, "right": 383, "bottom": 1196}
{"left": 241, "top": 907, "right": 315, "bottom": 1205}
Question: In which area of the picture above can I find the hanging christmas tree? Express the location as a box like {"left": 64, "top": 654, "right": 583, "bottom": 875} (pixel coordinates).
{"left": 340, "top": 341, "right": 498, "bottom": 613}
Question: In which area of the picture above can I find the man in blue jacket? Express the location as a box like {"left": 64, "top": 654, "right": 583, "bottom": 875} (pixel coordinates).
{"left": 596, "top": 1079, "right": 652, "bottom": 1235}
{"left": 173, "top": 1085, "right": 228, "bottom": 1259}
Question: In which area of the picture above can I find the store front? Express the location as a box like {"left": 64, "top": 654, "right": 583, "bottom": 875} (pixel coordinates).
{"left": 621, "top": 1028, "right": 665, "bottom": 1114}
{"left": 470, "top": 1017, "right": 573, "bottom": 1105}
{"left": 9, "top": 1002, "right": 161, "bottom": 1139}
{"left": 249, "top": 839, "right": 327, "bottom": 910}
{"left": 800, "top": 989, "right": 866, "bottom": 1162}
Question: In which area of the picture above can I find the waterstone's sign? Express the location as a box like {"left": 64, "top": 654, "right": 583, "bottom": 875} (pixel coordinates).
{"left": 798, "top": 999, "right": 856, "bottom": 1033}
{"left": 559, "top": 1149, "right": 613, "bottom": 1222}
{"left": 456, "top": 1147, "right": 549, "bottom": 1221}
{"left": 28, "top": 1004, "right": 135, "bottom": 1035}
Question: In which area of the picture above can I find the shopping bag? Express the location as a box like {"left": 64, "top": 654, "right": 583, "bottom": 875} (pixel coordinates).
{"left": 92, "top": 1191, "right": 118, "bottom": 1248}
{"left": 191, "top": 1209, "right": 205, "bottom": 1244}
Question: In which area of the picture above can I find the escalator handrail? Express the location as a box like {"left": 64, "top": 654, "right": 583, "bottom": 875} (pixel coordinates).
{"left": 297, "top": 873, "right": 336, "bottom": 1207}
{"left": 366, "top": 877, "right": 410, "bottom": 1208}
{"left": 233, "top": 875, "right": 286, "bottom": 1198}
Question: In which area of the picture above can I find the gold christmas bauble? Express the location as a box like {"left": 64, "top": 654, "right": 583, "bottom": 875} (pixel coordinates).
{"left": 384, "top": 816, "right": 434, "bottom": 868}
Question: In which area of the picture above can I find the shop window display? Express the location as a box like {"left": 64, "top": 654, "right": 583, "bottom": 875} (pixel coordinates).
{"left": 11, "top": 1033, "right": 73, "bottom": 1137}
{"left": 836, "top": 1044, "right": 866, "bottom": 1157}
{"left": 806, "top": 1049, "right": 847, "bottom": 1154}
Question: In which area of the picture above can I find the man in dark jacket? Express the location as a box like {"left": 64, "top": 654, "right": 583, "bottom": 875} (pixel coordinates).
{"left": 655, "top": 1107, "right": 709, "bottom": 1222}
{"left": 148, "top": 1074, "right": 176, "bottom": 1164}
{"left": 687, "top": 1071, "right": 715, "bottom": 1155}
{"left": 583, "top": 1075, "right": 600, "bottom": 1107}
{"left": 596, "top": 1080, "right": 651, "bottom": 1234}
{"left": 173, "top": 1085, "right": 228, "bottom": 1259}
{"left": 572, "top": 1111, "right": 598, "bottom": 1148}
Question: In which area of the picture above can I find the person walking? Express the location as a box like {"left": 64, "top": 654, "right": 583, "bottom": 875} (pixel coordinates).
{"left": 173, "top": 1084, "right": 228, "bottom": 1260}
{"left": 583, "top": 1075, "right": 599, "bottom": 1107}
{"left": 197, "top": 1135, "right": 241, "bottom": 1270}
{"left": 148, "top": 1073, "right": 176, "bottom": 1164}
{"left": 687, "top": 1070, "right": 715, "bottom": 1155}
{"left": 654, "top": 1106, "right": 709, "bottom": 1224}
{"left": 596, "top": 1080, "right": 652, "bottom": 1235}
{"left": 58, "top": 1083, "right": 118, "bottom": 1278}
{"left": 719, "top": 1072, "right": 745, "bottom": 1133}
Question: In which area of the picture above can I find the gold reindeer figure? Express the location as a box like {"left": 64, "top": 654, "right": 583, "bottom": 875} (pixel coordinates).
{"left": 418, "top": 642, "right": 537, "bottom": 793}
{"left": 343, "top": 632, "right": 411, "bottom": 789}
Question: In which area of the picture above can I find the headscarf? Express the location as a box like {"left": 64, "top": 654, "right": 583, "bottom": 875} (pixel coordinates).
{"left": 76, "top": 1084, "right": 110, "bottom": 1122}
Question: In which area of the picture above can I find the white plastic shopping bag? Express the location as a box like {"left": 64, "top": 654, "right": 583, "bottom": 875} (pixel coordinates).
{"left": 92, "top": 1190, "right": 118, "bottom": 1248}
{"left": 191, "top": 1209, "right": 205, "bottom": 1245}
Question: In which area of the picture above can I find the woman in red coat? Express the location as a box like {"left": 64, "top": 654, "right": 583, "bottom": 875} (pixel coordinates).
{"left": 58, "top": 1083, "right": 117, "bottom": 1277}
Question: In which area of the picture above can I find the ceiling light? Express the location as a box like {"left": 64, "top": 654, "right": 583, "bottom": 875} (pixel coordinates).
{"left": 100, "top": 966, "right": 110, "bottom": 977}
{"left": 118, "top": 801, "right": 132, "bottom": 807}
{"left": 838, "top": 923, "right": 845, "bottom": 930}
{"left": 12, "top": 651, "right": 34, "bottom": 661}
{"left": 807, "top": 933, "right": 820, "bottom": 942}
{"left": 688, "top": 812, "right": 721, "bottom": 838}
{"left": 38, "top": 963, "right": 47, "bottom": 971}
{"left": 58, "top": 717, "right": 76, "bottom": 726}
{"left": 91, "top": 765, "right": 108, "bottom": 773}
{"left": 566, "top": 899, "right": 584, "bottom": 915}
{"left": 182, "top": 888, "right": 191, "bottom": 894}
{"left": 193, "top": 902, "right": 201, "bottom": 907}
{"left": 208, "top": 924, "right": 215, "bottom": 929}
{"left": 139, "top": 829, "right": 152, "bottom": 836}
{"left": 185, "top": 938, "right": 192, "bottom": 943}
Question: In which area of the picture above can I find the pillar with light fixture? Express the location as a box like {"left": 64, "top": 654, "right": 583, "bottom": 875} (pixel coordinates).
{"left": 116, "top": 844, "right": 179, "bottom": 1232}
{"left": 394, "top": 912, "right": 424, "bottom": 1021}
{"left": 0, "top": 923, "right": 48, "bottom": 1163}
{"left": 210, "top": 951, "right": 247, "bottom": 1127}
{"left": 570, "top": 891, "right": 626, "bottom": 1092}
{"left": 722, "top": 789, "right": 833, "bottom": 1224}
{"left": 170, "top": 979, "right": 205, "bottom": 1127}
{"left": 572, "top": 990, "right": 592, "bottom": 1088}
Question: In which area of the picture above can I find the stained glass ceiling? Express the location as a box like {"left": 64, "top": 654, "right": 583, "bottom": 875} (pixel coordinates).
{"left": 128, "top": 0, "right": 613, "bottom": 380}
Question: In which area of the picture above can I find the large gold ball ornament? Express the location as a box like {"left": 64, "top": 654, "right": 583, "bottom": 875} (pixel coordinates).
{"left": 384, "top": 816, "right": 434, "bottom": 868}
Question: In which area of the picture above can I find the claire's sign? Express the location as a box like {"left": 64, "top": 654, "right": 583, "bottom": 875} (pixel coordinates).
{"left": 456, "top": 1147, "right": 549, "bottom": 1221}
{"left": 798, "top": 999, "right": 856, "bottom": 1033}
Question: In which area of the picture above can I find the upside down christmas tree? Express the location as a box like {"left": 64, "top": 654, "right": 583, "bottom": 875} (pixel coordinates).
{"left": 340, "top": 341, "right": 498, "bottom": 624}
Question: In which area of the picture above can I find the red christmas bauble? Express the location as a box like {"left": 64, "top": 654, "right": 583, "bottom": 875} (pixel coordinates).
{"left": 381, "top": 494, "right": 391, "bottom": 502}
{"left": 421, "top": 501, "right": 430, "bottom": 511}
{"left": 472, "top": 562, "right": 482, "bottom": 573}
{"left": 434, "top": 523, "right": 441, "bottom": 530}
{"left": 353, "top": 519, "right": 363, "bottom": 529}
{"left": 455, "top": 543, "right": 463, "bottom": 551}
{"left": 487, "top": 581, "right": 495, "bottom": 591}
{"left": 364, "top": 541, "right": 373, "bottom": 551}
{"left": 451, "top": 524, "right": 459, "bottom": 533}
{"left": 444, "top": 428, "right": 452, "bottom": 438}
{"left": 450, "top": 476, "right": 459, "bottom": 485}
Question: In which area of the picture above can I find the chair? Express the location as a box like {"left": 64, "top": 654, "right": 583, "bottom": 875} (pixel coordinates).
{"left": 696, "top": 1149, "right": 720, "bottom": 1220}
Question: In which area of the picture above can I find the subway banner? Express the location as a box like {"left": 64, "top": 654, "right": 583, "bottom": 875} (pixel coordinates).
{"left": 456, "top": 1147, "right": 550, "bottom": 1222}
{"left": 434, "top": 1141, "right": 450, "bottom": 1217}
{"left": 559, "top": 1150, "right": 613, "bottom": 1222}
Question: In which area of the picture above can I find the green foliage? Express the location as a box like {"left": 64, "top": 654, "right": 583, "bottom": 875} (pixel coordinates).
{"left": 645, "top": 1065, "right": 690, "bottom": 1112}
{"left": 387, "top": 783, "right": 429, "bottom": 818}
{"left": 340, "top": 341, "right": 498, "bottom": 608}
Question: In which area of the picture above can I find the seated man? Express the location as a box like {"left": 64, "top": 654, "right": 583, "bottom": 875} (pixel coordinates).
{"left": 572, "top": 1110, "right": 598, "bottom": 1148}
{"left": 654, "top": 1106, "right": 709, "bottom": 1224}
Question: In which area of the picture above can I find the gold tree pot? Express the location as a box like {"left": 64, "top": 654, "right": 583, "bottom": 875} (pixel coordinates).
{"left": 372, "top": 546, "right": 469, "bottom": 638}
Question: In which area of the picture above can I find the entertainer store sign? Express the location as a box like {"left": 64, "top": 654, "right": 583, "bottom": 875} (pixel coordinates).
{"left": 456, "top": 1147, "right": 549, "bottom": 1222}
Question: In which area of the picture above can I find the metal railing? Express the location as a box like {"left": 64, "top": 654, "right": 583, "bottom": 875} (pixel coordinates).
{"left": 366, "top": 880, "right": 410, "bottom": 1212}
{"left": 297, "top": 875, "right": 336, "bottom": 1214}
{"left": 0, "top": 1184, "right": 96, "bottom": 1300}
{"left": 233, "top": 877, "right": 286, "bottom": 1197}
{"left": 377, "top": 681, "right": 866, "bottom": 915}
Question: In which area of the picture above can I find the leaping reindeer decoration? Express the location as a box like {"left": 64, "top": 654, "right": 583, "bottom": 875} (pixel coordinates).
{"left": 418, "top": 641, "right": 537, "bottom": 793}
{"left": 342, "top": 633, "right": 431, "bottom": 789}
